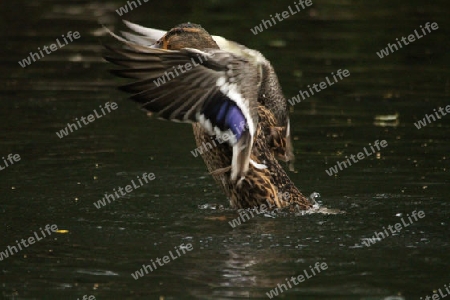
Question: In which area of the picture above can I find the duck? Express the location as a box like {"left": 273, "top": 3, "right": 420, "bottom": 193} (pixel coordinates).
{"left": 103, "top": 20, "right": 313, "bottom": 211}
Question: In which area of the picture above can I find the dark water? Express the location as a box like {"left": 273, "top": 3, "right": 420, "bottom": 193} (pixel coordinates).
{"left": 1, "top": 1, "right": 449, "bottom": 299}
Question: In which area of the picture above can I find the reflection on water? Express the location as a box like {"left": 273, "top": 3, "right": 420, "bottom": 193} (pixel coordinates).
{"left": 1, "top": 0, "right": 449, "bottom": 299}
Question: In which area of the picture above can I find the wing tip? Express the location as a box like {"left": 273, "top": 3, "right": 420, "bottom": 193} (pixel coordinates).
{"left": 230, "top": 131, "right": 252, "bottom": 181}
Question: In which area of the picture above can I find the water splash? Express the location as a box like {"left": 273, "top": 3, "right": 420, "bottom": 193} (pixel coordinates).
{"left": 309, "top": 192, "right": 322, "bottom": 209}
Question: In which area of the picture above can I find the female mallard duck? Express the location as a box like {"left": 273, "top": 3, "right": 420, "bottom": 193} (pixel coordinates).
{"left": 104, "top": 21, "right": 313, "bottom": 211}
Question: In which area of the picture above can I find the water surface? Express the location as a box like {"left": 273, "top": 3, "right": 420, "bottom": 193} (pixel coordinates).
{"left": 1, "top": 0, "right": 449, "bottom": 299}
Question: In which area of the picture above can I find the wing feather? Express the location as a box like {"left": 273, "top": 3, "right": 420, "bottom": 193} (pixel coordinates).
{"left": 104, "top": 26, "right": 262, "bottom": 180}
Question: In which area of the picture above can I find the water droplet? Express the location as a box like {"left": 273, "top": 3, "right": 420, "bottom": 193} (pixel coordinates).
{"left": 309, "top": 192, "right": 321, "bottom": 208}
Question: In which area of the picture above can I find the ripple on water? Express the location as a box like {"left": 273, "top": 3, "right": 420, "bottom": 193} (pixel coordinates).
{"left": 76, "top": 270, "right": 119, "bottom": 276}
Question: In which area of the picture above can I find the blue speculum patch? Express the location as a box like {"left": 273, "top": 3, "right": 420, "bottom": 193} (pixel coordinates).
{"left": 202, "top": 94, "right": 247, "bottom": 141}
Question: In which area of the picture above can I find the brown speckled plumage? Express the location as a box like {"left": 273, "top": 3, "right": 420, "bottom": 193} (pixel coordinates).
{"left": 194, "top": 106, "right": 312, "bottom": 211}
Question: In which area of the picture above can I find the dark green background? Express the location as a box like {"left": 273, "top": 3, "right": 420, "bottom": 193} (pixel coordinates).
{"left": 1, "top": 0, "right": 449, "bottom": 299}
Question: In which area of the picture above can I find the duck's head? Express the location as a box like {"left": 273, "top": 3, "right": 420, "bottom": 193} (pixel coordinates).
{"left": 152, "top": 23, "right": 219, "bottom": 50}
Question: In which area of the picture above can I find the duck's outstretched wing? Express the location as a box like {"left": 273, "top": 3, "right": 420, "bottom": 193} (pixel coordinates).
{"left": 117, "top": 21, "right": 295, "bottom": 170}
{"left": 104, "top": 28, "right": 261, "bottom": 181}
{"left": 215, "top": 39, "right": 296, "bottom": 171}
{"left": 206, "top": 27, "right": 296, "bottom": 170}
{"left": 119, "top": 20, "right": 166, "bottom": 46}
{"left": 121, "top": 20, "right": 246, "bottom": 54}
